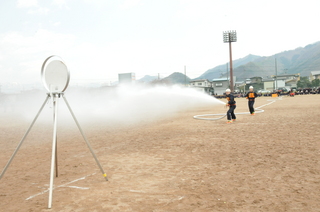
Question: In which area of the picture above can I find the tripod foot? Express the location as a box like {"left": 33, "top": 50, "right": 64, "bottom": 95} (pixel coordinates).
{"left": 103, "top": 173, "right": 108, "bottom": 181}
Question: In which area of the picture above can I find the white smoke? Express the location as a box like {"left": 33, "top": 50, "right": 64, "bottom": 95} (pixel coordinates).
{"left": 65, "top": 84, "right": 225, "bottom": 127}
{"left": 1, "top": 85, "right": 225, "bottom": 128}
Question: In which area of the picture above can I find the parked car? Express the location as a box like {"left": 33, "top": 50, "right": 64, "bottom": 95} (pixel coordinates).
{"left": 277, "top": 87, "right": 288, "bottom": 92}
{"left": 257, "top": 90, "right": 271, "bottom": 94}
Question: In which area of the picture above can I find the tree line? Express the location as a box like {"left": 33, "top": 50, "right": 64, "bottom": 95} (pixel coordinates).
{"left": 297, "top": 77, "right": 320, "bottom": 88}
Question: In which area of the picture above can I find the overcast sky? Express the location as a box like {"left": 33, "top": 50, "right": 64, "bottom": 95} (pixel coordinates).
{"left": 1, "top": 0, "right": 320, "bottom": 86}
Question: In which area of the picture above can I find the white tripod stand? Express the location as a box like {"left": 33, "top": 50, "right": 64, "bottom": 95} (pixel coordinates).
{"left": 0, "top": 56, "right": 108, "bottom": 209}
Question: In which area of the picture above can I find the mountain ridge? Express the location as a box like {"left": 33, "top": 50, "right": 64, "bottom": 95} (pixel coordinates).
{"left": 217, "top": 41, "right": 320, "bottom": 81}
{"left": 137, "top": 41, "right": 320, "bottom": 83}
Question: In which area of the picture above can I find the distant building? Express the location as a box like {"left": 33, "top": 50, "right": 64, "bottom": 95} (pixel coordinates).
{"left": 118, "top": 73, "right": 135, "bottom": 84}
{"left": 236, "top": 79, "right": 251, "bottom": 92}
{"left": 262, "top": 79, "right": 284, "bottom": 91}
{"left": 262, "top": 73, "right": 300, "bottom": 91}
{"left": 263, "top": 79, "right": 275, "bottom": 91}
{"left": 245, "top": 76, "right": 263, "bottom": 91}
{"left": 250, "top": 76, "right": 262, "bottom": 84}
{"left": 235, "top": 81, "right": 245, "bottom": 92}
{"left": 275, "top": 79, "right": 286, "bottom": 89}
{"left": 211, "top": 77, "right": 236, "bottom": 95}
{"left": 189, "top": 79, "right": 213, "bottom": 94}
{"left": 310, "top": 71, "right": 320, "bottom": 81}
{"left": 271, "top": 73, "right": 300, "bottom": 89}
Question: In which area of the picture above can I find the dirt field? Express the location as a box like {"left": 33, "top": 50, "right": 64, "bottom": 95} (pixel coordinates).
{"left": 1, "top": 95, "right": 320, "bottom": 211}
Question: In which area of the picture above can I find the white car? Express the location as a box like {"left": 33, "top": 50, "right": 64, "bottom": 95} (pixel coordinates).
{"left": 258, "top": 90, "right": 271, "bottom": 94}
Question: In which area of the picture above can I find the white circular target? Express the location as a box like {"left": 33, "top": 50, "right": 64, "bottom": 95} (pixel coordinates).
{"left": 41, "top": 55, "right": 70, "bottom": 93}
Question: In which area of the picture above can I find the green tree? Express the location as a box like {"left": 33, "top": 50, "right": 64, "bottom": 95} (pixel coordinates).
{"left": 297, "top": 76, "right": 312, "bottom": 88}
{"left": 311, "top": 78, "right": 320, "bottom": 87}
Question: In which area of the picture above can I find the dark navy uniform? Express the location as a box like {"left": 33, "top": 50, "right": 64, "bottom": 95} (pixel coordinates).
{"left": 246, "top": 91, "right": 257, "bottom": 114}
{"left": 226, "top": 93, "right": 236, "bottom": 121}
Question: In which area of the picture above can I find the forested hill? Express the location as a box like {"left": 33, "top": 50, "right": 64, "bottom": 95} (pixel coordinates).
{"left": 196, "top": 41, "right": 320, "bottom": 81}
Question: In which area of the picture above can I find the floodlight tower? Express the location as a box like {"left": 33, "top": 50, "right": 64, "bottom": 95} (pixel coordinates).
{"left": 223, "top": 30, "right": 237, "bottom": 92}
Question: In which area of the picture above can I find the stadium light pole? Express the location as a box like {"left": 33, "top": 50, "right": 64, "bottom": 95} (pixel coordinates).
{"left": 226, "top": 63, "right": 229, "bottom": 88}
{"left": 223, "top": 30, "right": 237, "bottom": 92}
{"left": 275, "top": 58, "right": 278, "bottom": 91}
{"left": 184, "top": 65, "right": 187, "bottom": 86}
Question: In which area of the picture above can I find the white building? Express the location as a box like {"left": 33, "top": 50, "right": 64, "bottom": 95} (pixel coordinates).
{"left": 189, "top": 79, "right": 213, "bottom": 94}
{"left": 263, "top": 79, "right": 275, "bottom": 91}
{"left": 271, "top": 73, "right": 300, "bottom": 90}
{"left": 310, "top": 71, "right": 320, "bottom": 81}
{"left": 211, "top": 77, "right": 236, "bottom": 95}
{"left": 118, "top": 73, "right": 136, "bottom": 84}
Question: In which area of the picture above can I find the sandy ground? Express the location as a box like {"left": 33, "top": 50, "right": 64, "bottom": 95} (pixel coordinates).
{"left": 0, "top": 95, "right": 320, "bottom": 212}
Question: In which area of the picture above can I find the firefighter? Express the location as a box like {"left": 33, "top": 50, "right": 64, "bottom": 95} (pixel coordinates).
{"left": 225, "top": 89, "right": 236, "bottom": 124}
{"left": 246, "top": 86, "right": 258, "bottom": 115}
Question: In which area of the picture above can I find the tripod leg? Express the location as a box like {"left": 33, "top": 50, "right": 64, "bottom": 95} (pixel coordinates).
{"left": 53, "top": 100, "right": 58, "bottom": 178}
{"left": 62, "top": 94, "right": 108, "bottom": 181}
{"left": 0, "top": 96, "right": 49, "bottom": 180}
{"left": 55, "top": 136, "right": 58, "bottom": 177}
{"left": 48, "top": 94, "right": 59, "bottom": 209}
